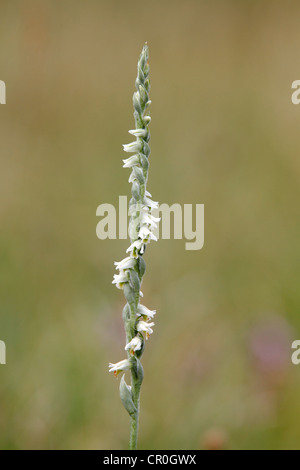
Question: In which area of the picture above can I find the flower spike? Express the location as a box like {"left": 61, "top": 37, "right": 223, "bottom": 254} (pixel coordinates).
{"left": 108, "top": 44, "right": 159, "bottom": 450}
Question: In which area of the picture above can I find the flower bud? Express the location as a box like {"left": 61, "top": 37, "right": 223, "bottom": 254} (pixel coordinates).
{"left": 138, "top": 85, "right": 148, "bottom": 107}
{"left": 119, "top": 375, "right": 137, "bottom": 417}
{"left": 132, "top": 166, "right": 145, "bottom": 186}
{"left": 131, "top": 357, "right": 144, "bottom": 386}
{"left": 133, "top": 91, "right": 142, "bottom": 114}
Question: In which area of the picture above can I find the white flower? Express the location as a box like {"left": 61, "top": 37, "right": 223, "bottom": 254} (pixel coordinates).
{"left": 114, "top": 257, "right": 136, "bottom": 271}
{"left": 128, "top": 128, "right": 147, "bottom": 137}
{"left": 148, "top": 232, "right": 158, "bottom": 242}
{"left": 128, "top": 169, "right": 145, "bottom": 184}
{"left": 138, "top": 225, "right": 151, "bottom": 239}
{"left": 126, "top": 239, "right": 145, "bottom": 257}
{"left": 145, "top": 190, "right": 152, "bottom": 197}
{"left": 144, "top": 197, "right": 159, "bottom": 210}
{"left": 125, "top": 336, "right": 142, "bottom": 355}
{"left": 137, "top": 304, "right": 156, "bottom": 320}
{"left": 112, "top": 271, "right": 129, "bottom": 289}
{"left": 149, "top": 213, "right": 160, "bottom": 223}
{"left": 123, "top": 141, "right": 142, "bottom": 153}
{"left": 108, "top": 359, "right": 131, "bottom": 377}
{"left": 140, "top": 211, "right": 160, "bottom": 229}
{"left": 123, "top": 155, "right": 140, "bottom": 168}
{"left": 137, "top": 320, "right": 155, "bottom": 339}
{"left": 128, "top": 171, "right": 137, "bottom": 183}
{"left": 139, "top": 224, "right": 158, "bottom": 242}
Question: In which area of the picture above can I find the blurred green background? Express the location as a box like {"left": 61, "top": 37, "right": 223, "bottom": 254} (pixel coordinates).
{"left": 0, "top": 0, "right": 300, "bottom": 450}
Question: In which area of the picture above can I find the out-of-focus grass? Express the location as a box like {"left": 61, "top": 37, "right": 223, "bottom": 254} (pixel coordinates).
{"left": 0, "top": 0, "right": 300, "bottom": 449}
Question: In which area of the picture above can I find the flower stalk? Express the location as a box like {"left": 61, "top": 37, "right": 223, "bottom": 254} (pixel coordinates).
{"left": 109, "top": 44, "right": 158, "bottom": 450}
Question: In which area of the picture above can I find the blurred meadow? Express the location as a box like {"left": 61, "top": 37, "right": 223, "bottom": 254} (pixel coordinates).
{"left": 0, "top": 0, "right": 300, "bottom": 449}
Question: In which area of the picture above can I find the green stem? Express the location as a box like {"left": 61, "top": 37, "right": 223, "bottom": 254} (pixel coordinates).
{"left": 129, "top": 403, "right": 139, "bottom": 449}
{"left": 129, "top": 371, "right": 141, "bottom": 450}
{"left": 129, "top": 416, "right": 138, "bottom": 450}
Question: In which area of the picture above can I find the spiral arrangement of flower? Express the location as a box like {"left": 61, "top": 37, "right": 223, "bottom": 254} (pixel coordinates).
{"left": 108, "top": 44, "right": 159, "bottom": 450}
